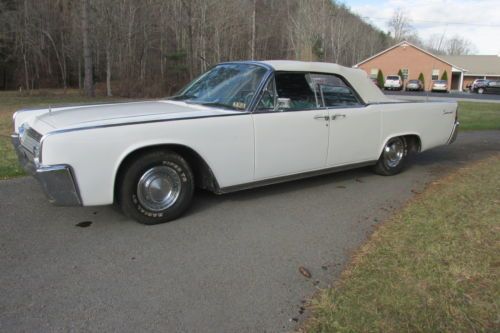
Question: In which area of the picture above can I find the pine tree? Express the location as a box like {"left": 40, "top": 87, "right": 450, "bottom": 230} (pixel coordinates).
{"left": 441, "top": 70, "right": 448, "bottom": 81}
{"left": 377, "top": 70, "right": 385, "bottom": 88}
{"left": 418, "top": 72, "right": 425, "bottom": 90}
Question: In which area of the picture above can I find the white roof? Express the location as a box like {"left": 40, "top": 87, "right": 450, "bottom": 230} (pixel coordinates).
{"left": 260, "top": 60, "right": 389, "bottom": 104}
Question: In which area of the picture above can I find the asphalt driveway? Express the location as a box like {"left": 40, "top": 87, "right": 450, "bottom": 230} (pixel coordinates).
{"left": 1, "top": 131, "right": 499, "bottom": 333}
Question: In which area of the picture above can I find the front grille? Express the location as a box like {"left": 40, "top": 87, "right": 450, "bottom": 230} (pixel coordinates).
{"left": 21, "top": 127, "right": 42, "bottom": 155}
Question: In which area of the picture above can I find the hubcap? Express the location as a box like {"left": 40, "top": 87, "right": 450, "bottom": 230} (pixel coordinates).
{"left": 137, "top": 166, "right": 181, "bottom": 211}
{"left": 383, "top": 139, "right": 405, "bottom": 168}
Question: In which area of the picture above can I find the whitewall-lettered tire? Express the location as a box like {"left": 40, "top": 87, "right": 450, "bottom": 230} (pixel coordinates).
{"left": 118, "top": 150, "right": 194, "bottom": 225}
{"left": 373, "top": 137, "right": 407, "bottom": 176}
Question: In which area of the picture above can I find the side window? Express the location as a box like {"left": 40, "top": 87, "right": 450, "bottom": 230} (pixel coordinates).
{"left": 309, "top": 73, "right": 361, "bottom": 107}
{"left": 274, "top": 73, "right": 319, "bottom": 110}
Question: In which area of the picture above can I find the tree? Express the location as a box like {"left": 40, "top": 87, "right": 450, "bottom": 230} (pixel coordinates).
{"left": 418, "top": 72, "right": 425, "bottom": 87}
{"left": 445, "top": 36, "right": 476, "bottom": 55}
{"left": 387, "top": 8, "right": 414, "bottom": 42}
{"left": 1, "top": 0, "right": 395, "bottom": 95}
{"left": 426, "top": 34, "right": 476, "bottom": 55}
{"left": 81, "top": 0, "right": 94, "bottom": 97}
{"left": 377, "top": 69, "right": 385, "bottom": 88}
{"left": 441, "top": 70, "right": 448, "bottom": 81}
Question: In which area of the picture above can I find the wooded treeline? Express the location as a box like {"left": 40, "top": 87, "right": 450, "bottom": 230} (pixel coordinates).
{"left": 0, "top": 0, "right": 392, "bottom": 97}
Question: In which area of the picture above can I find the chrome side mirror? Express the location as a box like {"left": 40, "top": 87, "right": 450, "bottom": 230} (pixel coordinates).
{"left": 275, "top": 98, "right": 291, "bottom": 111}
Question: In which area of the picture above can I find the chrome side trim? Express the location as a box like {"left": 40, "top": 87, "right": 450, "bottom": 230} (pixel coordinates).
{"left": 40, "top": 112, "right": 250, "bottom": 138}
{"left": 447, "top": 121, "right": 459, "bottom": 144}
{"left": 217, "top": 161, "right": 377, "bottom": 194}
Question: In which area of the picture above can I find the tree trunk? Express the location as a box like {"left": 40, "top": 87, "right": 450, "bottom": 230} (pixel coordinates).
{"left": 251, "top": 0, "right": 256, "bottom": 60}
{"left": 106, "top": 47, "right": 112, "bottom": 96}
{"left": 81, "top": 0, "right": 94, "bottom": 97}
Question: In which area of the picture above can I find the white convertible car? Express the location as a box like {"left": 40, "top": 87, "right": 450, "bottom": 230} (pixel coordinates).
{"left": 12, "top": 61, "right": 459, "bottom": 224}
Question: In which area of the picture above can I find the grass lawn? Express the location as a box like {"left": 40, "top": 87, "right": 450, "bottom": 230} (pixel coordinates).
{"left": 0, "top": 89, "right": 128, "bottom": 179}
{"left": 305, "top": 155, "right": 500, "bottom": 333}
{"left": 458, "top": 101, "right": 500, "bottom": 131}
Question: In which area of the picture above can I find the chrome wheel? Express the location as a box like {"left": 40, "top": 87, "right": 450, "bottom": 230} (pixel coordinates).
{"left": 136, "top": 166, "right": 181, "bottom": 212}
{"left": 383, "top": 138, "right": 405, "bottom": 168}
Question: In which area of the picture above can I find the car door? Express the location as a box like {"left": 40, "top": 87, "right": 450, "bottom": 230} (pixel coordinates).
{"left": 252, "top": 72, "right": 329, "bottom": 180}
{"left": 488, "top": 80, "right": 500, "bottom": 94}
{"left": 311, "top": 74, "right": 381, "bottom": 166}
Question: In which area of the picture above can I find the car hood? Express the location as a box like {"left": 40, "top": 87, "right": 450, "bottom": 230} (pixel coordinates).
{"left": 30, "top": 100, "right": 241, "bottom": 133}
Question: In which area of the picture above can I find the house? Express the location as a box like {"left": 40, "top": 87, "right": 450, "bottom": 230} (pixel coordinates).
{"left": 354, "top": 41, "right": 500, "bottom": 92}
{"left": 440, "top": 55, "right": 500, "bottom": 89}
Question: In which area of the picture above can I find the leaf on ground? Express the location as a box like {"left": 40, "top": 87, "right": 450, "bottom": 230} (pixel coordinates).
{"left": 299, "top": 266, "right": 312, "bottom": 279}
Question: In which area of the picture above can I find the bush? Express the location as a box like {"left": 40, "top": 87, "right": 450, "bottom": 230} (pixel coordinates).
{"left": 441, "top": 70, "right": 448, "bottom": 81}
{"left": 377, "top": 70, "right": 385, "bottom": 87}
{"left": 418, "top": 72, "right": 425, "bottom": 86}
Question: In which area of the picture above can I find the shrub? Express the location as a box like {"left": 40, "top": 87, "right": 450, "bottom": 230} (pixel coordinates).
{"left": 377, "top": 69, "right": 385, "bottom": 87}
{"left": 418, "top": 72, "right": 425, "bottom": 86}
{"left": 441, "top": 70, "right": 448, "bottom": 81}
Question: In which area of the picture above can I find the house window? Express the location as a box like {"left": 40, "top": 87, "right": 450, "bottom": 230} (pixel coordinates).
{"left": 401, "top": 68, "right": 409, "bottom": 80}
{"left": 432, "top": 69, "right": 440, "bottom": 81}
{"left": 370, "top": 68, "right": 378, "bottom": 79}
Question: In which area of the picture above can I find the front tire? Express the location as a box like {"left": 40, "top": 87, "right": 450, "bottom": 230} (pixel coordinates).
{"left": 373, "top": 137, "right": 407, "bottom": 176}
{"left": 478, "top": 88, "right": 484, "bottom": 94}
{"left": 118, "top": 150, "right": 194, "bottom": 225}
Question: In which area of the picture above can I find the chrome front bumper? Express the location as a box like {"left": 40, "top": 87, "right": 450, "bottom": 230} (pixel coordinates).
{"left": 11, "top": 134, "right": 82, "bottom": 206}
{"left": 447, "top": 121, "right": 459, "bottom": 144}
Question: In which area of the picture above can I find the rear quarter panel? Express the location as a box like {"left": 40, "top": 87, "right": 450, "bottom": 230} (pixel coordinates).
{"left": 378, "top": 101, "right": 457, "bottom": 153}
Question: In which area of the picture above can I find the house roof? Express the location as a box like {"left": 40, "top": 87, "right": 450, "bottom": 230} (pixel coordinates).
{"left": 354, "top": 41, "right": 467, "bottom": 72}
{"left": 440, "top": 55, "right": 500, "bottom": 76}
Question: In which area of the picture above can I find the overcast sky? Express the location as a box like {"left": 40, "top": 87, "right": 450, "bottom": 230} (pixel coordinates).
{"left": 341, "top": 0, "right": 500, "bottom": 55}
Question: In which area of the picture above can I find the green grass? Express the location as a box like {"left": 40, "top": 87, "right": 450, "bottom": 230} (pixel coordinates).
{"left": 458, "top": 101, "right": 500, "bottom": 131}
{"left": 305, "top": 155, "right": 500, "bottom": 333}
{"left": 0, "top": 89, "right": 128, "bottom": 179}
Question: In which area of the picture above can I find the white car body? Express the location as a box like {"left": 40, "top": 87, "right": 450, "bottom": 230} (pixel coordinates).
{"left": 384, "top": 75, "right": 402, "bottom": 90}
{"left": 12, "top": 61, "right": 459, "bottom": 209}
{"left": 432, "top": 80, "right": 448, "bottom": 92}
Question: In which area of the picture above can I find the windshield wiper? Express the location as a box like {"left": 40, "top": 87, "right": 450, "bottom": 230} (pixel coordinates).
{"left": 170, "top": 94, "right": 196, "bottom": 101}
{"left": 197, "top": 102, "right": 239, "bottom": 110}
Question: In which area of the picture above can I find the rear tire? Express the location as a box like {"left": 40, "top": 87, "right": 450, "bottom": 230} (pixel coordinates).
{"left": 373, "top": 137, "right": 407, "bottom": 176}
{"left": 478, "top": 88, "right": 484, "bottom": 94}
{"left": 118, "top": 150, "right": 194, "bottom": 225}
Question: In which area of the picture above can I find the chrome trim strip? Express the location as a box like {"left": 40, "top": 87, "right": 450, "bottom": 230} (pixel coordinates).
{"left": 41, "top": 112, "right": 250, "bottom": 138}
{"left": 447, "top": 121, "right": 460, "bottom": 144}
{"left": 217, "top": 161, "right": 377, "bottom": 194}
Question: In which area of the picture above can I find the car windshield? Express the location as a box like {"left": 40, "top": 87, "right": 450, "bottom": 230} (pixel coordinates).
{"left": 171, "top": 63, "right": 268, "bottom": 111}
{"left": 408, "top": 80, "right": 419, "bottom": 83}
{"left": 435, "top": 80, "right": 446, "bottom": 84}
{"left": 387, "top": 76, "right": 399, "bottom": 80}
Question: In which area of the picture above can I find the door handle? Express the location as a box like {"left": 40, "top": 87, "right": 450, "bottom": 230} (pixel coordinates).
{"left": 332, "top": 114, "right": 346, "bottom": 120}
{"left": 313, "top": 115, "right": 329, "bottom": 121}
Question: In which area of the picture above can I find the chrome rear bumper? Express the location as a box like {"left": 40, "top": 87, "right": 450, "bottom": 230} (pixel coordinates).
{"left": 11, "top": 134, "right": 82, "bottom": 206}
{"left": 447, "top": 121, "right": 459, "bottom": 144}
